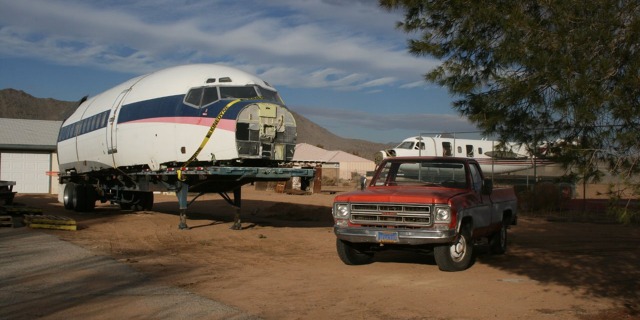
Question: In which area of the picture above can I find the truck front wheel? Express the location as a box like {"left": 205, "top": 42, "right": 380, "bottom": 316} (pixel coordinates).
{"left": 336, "top": 239, "right": 373, "bottom": 265}
{"left": 434, "top": 226, "right": 473, "bottom": 271}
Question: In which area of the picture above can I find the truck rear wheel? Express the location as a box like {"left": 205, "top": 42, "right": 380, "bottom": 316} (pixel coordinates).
{"left": 489, "top": 220, "right": 508, "bottom": 254}
{"left": 434, "top": 226, "right": 473, "bottom": 271}
{"left": 336, "top": 239, "right": 373, "bottom": 265}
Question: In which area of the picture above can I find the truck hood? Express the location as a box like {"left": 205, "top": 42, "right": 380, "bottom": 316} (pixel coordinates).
{"left": 334, "top": 186, "right": 466, "bottom": 204}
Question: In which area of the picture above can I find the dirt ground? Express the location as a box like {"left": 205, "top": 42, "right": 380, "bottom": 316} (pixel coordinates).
{"left": 9, "top": 186, "right": 640, "bottom": 320}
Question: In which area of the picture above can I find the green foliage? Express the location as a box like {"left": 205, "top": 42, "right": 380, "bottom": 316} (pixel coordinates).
{"left": 380, "top": 0, "right": 640, "bottom": 222}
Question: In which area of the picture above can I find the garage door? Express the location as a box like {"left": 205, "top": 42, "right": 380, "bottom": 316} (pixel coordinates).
{"left": 0, "top": 152, "right": 51, "bottom": 193}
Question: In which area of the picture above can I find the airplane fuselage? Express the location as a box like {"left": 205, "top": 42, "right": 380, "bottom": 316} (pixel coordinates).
{"left": 376, "top": 136, "right": 549, "bottom": 174}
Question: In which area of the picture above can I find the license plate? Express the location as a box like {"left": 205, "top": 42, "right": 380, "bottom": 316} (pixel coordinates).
{"left": 376, "top": 231, "right": 399, "bottom": 243}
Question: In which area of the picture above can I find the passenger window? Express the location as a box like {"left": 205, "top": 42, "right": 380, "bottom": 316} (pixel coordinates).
{"left": 442, "top": 142, "right": 452, "bottom": 156}
{"left": 457, "top": 146, "right": 462, "bottom": 154}
{"left": 478, "top": 147, "right": 483, "bottom": 155}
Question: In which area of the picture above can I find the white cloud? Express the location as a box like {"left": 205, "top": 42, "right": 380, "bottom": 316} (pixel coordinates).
{"left": 0, "top": 0, "right": 440, "bottom": 90}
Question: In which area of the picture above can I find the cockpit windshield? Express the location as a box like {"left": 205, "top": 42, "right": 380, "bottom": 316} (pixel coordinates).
{"left": 184, "top": 85, "right": 283, "bottom": 108}
{"left": 396, "top": 141, "right": 414, "bottom": 149}
{"left": 219, "top": 86, "right": 259, "bottom": 100}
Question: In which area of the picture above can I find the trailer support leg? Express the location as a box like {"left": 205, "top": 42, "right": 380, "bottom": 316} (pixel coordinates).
{"left": 221, "top": 187, "right": 242, "bottom": 230}
{"left": 231, "top": 187, "right": 242, "bottom": 230}
{"left": 176, "top": 182, "right": 189, "bottom": 230}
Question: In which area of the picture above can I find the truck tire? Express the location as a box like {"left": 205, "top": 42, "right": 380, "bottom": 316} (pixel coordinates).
{"left": 434, "top": 225, "right": 473, "bottom": 271}
{"left": 336, "top": 239, "right": 373, "bottom": 265}
{"left": 489, "top": 220, "right": 508, "bottom": 254}
{"left": 63, "top": 183, "right": 76, "bottom": 210}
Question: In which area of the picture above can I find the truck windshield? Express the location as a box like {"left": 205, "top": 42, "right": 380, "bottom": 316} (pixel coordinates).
{"left": 374, "top": 161, "right": 467, "bottom": 189}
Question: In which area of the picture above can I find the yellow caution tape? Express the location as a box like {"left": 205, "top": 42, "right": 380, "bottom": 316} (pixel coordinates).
{"left": 177, "top": 98, "right": 242, "bottom": 181}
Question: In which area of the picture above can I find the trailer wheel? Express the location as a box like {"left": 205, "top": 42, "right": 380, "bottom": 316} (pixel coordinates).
{"left": 72, "top": 184, "right": 87, "bottom": 212}
{"left": 434, "top": 225, "right": 474, "bottom": 272}
{"left": 84, "top": 185, "right": 96, "bottom": 212}
{"left": 336, "top": 239, "right": 373, "bottom": 265}
{"left": 140, "top": 192, "right": 154, "bottom": 210}
{"left": 63, "top": 183, "right": 76, "bottom": 210}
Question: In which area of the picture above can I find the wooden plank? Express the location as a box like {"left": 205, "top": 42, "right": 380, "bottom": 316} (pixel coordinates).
{"left": 24, "top": 215, "right": 76, "bottom": 226}
{"left": 28, "top": 223, "right": 77, "bottom": 231}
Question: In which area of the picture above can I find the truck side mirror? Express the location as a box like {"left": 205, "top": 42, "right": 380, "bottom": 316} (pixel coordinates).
{"left": 481, "top": 179, "right": 493, "bottom": 195}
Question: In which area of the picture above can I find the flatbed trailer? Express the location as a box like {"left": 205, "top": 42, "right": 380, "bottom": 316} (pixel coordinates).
{"left": 59, "top": 165, "right": 315, "bottom": 229}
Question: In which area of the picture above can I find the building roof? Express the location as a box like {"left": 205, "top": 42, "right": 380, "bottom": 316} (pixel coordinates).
{"left": 0, "top": 118, "right": 61, "bottom": 151}
{"left": 293, "top": 143, "right": 373, "bottom": 163}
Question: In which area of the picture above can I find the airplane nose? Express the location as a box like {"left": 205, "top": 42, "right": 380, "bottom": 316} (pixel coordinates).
{"left": 235, "top": 102, "right": 297, "bottom": 162}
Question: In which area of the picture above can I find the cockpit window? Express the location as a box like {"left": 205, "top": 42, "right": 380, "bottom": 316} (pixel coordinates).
{"left": 185, "top": 87, "right": 204, "bottom": 106}
{"left": 184, "top": 85, "right": 282, "bottom": 108}
{"left": 256, "top": 87, "right": 282, "bottom": 103}
{"left": 396, "top": 141, "right": 414, "bottom": 149}
{"left": 219, "top": 86, "right": 259, "bottom": 99}
{"left": 202, "top": 87, "right": 219, "bottom": 106}
{"left": 184, "top": 87, "right": 219, "bottom": 108}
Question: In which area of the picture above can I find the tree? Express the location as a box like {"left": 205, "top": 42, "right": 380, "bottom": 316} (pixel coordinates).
{"left": 380, "top": 0, "right": 640, "bottom": 222}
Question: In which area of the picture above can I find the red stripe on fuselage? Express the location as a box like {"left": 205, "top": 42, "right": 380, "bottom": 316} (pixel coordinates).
{"left": 125, "top": 117, "right": 236, "bottom": 131}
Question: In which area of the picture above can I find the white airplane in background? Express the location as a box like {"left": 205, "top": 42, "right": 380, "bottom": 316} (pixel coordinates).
{"left": 375, "top": 135, "right": 553, "bottom": 174}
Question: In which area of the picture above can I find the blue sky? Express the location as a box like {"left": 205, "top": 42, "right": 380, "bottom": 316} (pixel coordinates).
{"left": 0, "top": 0, "right": 479, "bottom": 143}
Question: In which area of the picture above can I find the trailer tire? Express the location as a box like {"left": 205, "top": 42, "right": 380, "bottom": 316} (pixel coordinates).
{"left": 336, "top": 239, "right": 373, "bottom": 265}
{"left": 140, "top": 192, "right": 154, "bottom": 210}
{"left": 434, "top": 225, "right": 474, "bottom": 272}
{"left": 84, "top": 185, "right": 96, "bottom": 212}
{"left": 63, "top": 183, "right": 76, "bottom": 210}
{"left": 72, "top": 184, "right": 87, "bottom": 212}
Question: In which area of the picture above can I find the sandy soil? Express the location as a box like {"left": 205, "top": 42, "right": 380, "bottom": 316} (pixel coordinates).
{"left": 10, "top": 186, "right": 640, "bottom": 320}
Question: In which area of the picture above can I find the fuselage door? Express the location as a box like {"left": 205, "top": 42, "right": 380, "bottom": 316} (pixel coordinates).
{"left": 106, "top": 89, "right": 130, "bottom": 161}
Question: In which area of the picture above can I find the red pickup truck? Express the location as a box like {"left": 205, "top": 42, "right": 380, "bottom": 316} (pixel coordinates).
{"left": 332, "top": 156, "right": 518, "bottom": 271}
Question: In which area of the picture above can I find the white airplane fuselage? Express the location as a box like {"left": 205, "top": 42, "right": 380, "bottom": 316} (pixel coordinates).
{"left": 57, "top": 64, "right": 297, "bottom": 174}
{"left": 376, "top": 136, "right": 550, "bottom": 175}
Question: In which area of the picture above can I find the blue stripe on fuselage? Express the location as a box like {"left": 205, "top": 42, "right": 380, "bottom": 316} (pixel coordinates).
{"left": 117, "top": 95, "right": 263, "bottom": 123}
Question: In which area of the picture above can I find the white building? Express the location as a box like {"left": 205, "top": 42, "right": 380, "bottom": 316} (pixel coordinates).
{"left": 0, "top": 118, "right": 61, "bottom": 194}
{"left": 292, "top": 143, "right": 376, "bottom": 181}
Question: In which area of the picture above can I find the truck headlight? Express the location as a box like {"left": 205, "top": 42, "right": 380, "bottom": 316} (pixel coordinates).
{"left": 333, "top": 203, "right": 350, "bottom": 218}
{"left": 434, "top": 206, "right": 451, "bottom": 222}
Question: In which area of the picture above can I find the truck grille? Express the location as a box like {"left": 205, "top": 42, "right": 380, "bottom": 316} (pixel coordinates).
{"left": 350, "top": 203, "right": 432, "bottom": 227}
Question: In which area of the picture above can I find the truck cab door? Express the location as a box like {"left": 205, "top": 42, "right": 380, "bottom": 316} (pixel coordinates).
{"left": 469, "top": 163, "right": 493, "bottom": 232}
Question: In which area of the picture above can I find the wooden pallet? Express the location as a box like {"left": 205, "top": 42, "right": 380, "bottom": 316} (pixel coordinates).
{"left": 0, "top": 206, "right": 43, "bottom": 215}
{"left": 0, "top": 215, "right": 23, "bottom": 228}
{"left": 24, "top": 215, "right": 77, "bottom": 231}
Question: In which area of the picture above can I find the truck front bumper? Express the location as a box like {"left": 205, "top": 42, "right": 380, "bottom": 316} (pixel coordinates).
{"left": 334, "top": 227, "right": 457, "bottom": 245}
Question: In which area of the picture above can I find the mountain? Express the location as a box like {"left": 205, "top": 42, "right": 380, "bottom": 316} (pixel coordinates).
{"left": 0, "top": 88, "right": 394, "bottom": 161}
